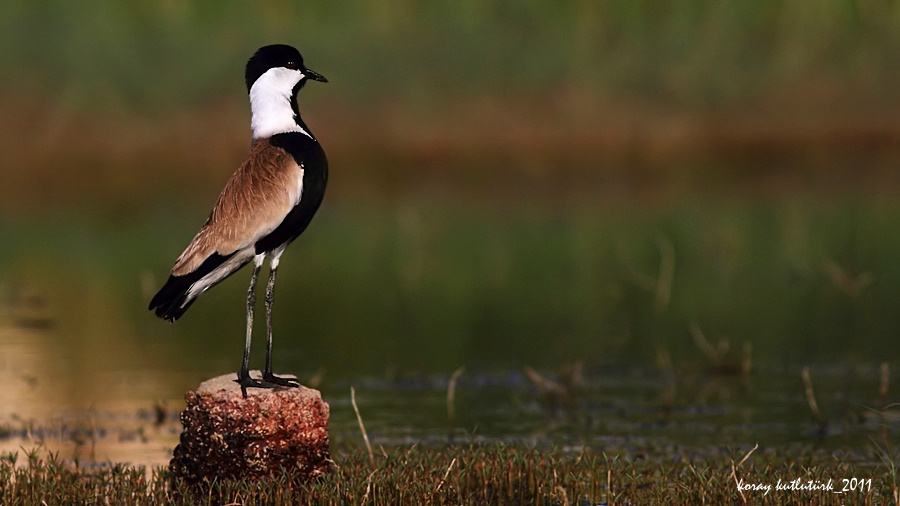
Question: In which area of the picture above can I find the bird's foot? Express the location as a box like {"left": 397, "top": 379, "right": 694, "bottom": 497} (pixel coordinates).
{"left": 235, "top": 371, "right": 291, "bottom": 397}
{"left": 263, "top": 371, "right": 300, "bottom": 388}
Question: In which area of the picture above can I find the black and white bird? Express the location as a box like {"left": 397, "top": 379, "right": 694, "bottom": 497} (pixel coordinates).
{"left": 148, "top": 44, "right": 328, "bottom": 393}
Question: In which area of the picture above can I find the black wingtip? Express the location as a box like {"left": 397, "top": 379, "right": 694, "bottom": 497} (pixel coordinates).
{"left": 147, "top": 252, "right": 242, "bottom": 323}
{"left": 148, "top": 274, "right": 200, "bottom": 322}
{"left": 147, "top": 273, "right": 198, "bottom": 323}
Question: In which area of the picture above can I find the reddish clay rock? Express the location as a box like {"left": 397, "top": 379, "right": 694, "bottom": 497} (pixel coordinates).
{"left": 170, "top": 372, "right": 332, "bottom": 484}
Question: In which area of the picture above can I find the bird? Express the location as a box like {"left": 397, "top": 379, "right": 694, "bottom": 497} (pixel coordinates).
{"left": 148, "top": 44, "right": 328, "bottom": 394}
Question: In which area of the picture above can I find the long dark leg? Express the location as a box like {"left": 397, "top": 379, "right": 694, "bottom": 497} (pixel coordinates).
{"left": 239, "top": 262, "right": 260, "bottom": 379}
{"left": 263, "top": 265, "right": 276, "bottom": 374}
{"left": 262, "top": 265, "right": 299, "bottom": 387}
{"left": 236, "top": 261, "right": 277, "bottom": 395}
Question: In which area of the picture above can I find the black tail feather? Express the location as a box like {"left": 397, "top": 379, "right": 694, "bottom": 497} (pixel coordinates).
{"left": 148, "top": 252, "right": 242, "bottom": 322}
{"left": 148, "top": 274, "right": 200, "bottom": 322}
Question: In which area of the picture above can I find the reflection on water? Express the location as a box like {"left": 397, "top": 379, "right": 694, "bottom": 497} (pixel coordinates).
{"left": 1, "top": 335, "right": 897, "bottom": 469}
{"left": 0, "top": 196, "right": 899, "bottom": 466}
{"left": 329, "top": 365, "right": 899, "bottom": 456}
{"left": 0, "top": 326, "right": 182, "bottom": 467}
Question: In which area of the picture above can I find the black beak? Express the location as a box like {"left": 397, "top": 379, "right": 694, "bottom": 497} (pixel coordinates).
{"left": 305, "top": 68, "right": 328, "bottom": 83}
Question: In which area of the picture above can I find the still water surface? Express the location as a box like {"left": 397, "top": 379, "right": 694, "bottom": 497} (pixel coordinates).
{"left": 0, "top": 312, "right": 896, "bottom": 468}
{"left": 0, "top": 196, "right": 899, "bottom": 467}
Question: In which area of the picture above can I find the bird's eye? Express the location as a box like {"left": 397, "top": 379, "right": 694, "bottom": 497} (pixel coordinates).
{"left": 285, "top": 61, "right": 298, "bottom": 70}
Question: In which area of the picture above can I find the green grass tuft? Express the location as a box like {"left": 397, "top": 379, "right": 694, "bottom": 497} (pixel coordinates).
{"left": 1, "top": 444, "right": 896, "bottom": 505}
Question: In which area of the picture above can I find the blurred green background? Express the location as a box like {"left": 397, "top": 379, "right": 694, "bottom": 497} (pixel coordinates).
{"left": 1, "top": 0, "right": 900, "bottom": 408}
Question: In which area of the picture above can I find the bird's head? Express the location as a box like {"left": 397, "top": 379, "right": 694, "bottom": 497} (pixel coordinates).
{"left": 244, "top": 44, "right": 327, "bottom": 95}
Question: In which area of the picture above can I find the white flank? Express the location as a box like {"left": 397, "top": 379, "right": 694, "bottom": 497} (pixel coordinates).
{"left": 249, "top": 67, "right": 314, "bottom": 140}
{"left": 288, "top": 165, "right": 304, "bottom": 207}
{"left": 183, "top": 247, "right": 257, "bottom": 305}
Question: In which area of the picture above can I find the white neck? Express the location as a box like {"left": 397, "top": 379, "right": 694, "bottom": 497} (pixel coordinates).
{"left": 249, "top": 67, "right": 313, "bottom": 140}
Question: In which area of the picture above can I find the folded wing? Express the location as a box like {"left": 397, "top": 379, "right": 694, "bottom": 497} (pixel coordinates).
{"left": 148, "top": 139, "right": 303, "bottom": 321}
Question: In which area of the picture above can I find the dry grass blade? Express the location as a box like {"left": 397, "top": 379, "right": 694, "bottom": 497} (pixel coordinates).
{"left": 360, "top": 469, "right": 377, "bottom": 505}
{"left": 615, "top": 234, "right": 675, "bottom": 314}
{"left": 307, "top": 367, "right": 327, "bottom": 389}
{"left": 881, "top": 362, "right": 890, "bottom": 400}
{"left": 801, "top": 367, "right": 823, "bottom": 422}
{"left": 523, "top": 366, "right": 567, "bottom": 397}
{"left": 603, "top": 452, "right": 613, "bottom": 506}
{"left": 447, "top": 366, "right": 465, "bottom": 426}
{"left": 729, "top": 441, "right": 759, "bottom": 503}
{"left": 821, "top": 259, "right": 874, "bottom": 298}
{"left": 435, "top": 457, "right": 457, "bottom": 494}
{"left": 690, "top": 323, "right": 728, "bottom": 365}
{"left": 653, "top": 234, "right": 675, "bottom": 313}
{"left": 351, "top": 386, "right": 374, "bottom": 466}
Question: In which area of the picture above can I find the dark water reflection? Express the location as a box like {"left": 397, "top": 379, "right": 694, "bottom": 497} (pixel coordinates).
{"left": 1, "top": 325, "right": 896, "bottom": 468}
{"left": 328, "top": 366, "right": 898, "bottom": 456}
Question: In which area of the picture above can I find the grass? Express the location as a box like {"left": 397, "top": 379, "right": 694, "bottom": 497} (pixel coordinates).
{"left": 1, "top": 444, "right": 897, "bottom": 505}
{"left": 2, "top": 0, "right": 899, "bottom": 110}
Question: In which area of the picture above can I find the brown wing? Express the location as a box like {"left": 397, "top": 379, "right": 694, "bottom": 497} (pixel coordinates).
{"left": 171, "top": 139, "right": 304, "bottom": 276}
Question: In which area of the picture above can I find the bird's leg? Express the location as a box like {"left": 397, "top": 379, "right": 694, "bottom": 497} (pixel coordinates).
{"left": 236, "top": 261, "right": 277, "bottom": 396}
{"left": 262, "top": 264, "right": 299, "bottom": 387}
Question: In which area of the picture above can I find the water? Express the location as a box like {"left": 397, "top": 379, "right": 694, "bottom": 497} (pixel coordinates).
{"left": 1, "top": 324, "right": 895, "bottom": 468}
{"left": 1, "top": 195, "right": 899, "bottom": 467}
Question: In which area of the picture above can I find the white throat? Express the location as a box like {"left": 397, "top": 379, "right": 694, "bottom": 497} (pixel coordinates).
{"left": 249, "top": 67, "right": 313, "bottom": 140}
